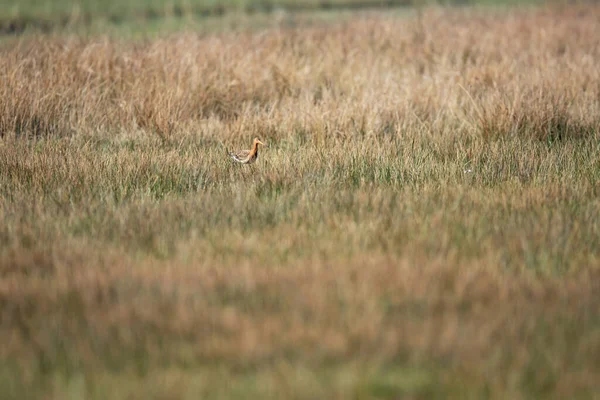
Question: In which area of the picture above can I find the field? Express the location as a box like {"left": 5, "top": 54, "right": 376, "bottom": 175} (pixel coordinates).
{"left": 0, "top": 0, "right": 534, "bottom": 37}
{"left": 1, "top": 1, "right": 600, "bottom": 399}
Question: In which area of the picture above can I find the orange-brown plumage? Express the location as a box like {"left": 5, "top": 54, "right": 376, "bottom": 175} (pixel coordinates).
{"left": 229, "top": 137, "right": 266, "bottom": 164}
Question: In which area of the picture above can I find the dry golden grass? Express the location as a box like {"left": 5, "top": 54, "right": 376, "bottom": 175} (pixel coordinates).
{"left": 1, "top": 4, "right": 600, "bottom": 399}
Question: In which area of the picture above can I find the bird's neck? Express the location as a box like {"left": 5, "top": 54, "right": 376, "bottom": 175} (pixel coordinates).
{"left": 251, "top": 143, "right": 259, "bottom": 155}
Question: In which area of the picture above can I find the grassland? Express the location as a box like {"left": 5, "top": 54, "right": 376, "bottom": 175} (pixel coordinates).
{"left": 1, "top": 3, "right": 600, "bottom": 399}
{"left": 0, "top": 0, "right": 536, "bottom": 36}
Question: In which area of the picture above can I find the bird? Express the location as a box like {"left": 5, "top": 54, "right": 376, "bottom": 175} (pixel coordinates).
{"left": 228, "top": 137, "right": 266, "bottom": 164}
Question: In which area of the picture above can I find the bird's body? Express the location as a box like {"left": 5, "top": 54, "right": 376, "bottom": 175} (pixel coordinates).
{"left": 229, "top": 138, "right": 266, "bottom": 164}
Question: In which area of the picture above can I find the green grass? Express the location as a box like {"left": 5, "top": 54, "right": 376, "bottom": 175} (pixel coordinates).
{"left": 0, "top": 0, "right": 535, "bottom": 19}
{"left": 3, "top": 133, "right": 599, "bottom": 270}
{"left": 0, "top": 0, "right": 542, "bottom": 36}
{"left": 2, "top": 132, "right": 599, "bottom": 398}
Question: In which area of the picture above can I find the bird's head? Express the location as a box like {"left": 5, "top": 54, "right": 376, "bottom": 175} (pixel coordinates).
{"left": 254, "top": 137, "right": 266, "bottom": 147}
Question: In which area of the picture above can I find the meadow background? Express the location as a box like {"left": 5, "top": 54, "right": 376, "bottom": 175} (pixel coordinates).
{"left": 1, "top": 0, "right": 599, "bottom": 398}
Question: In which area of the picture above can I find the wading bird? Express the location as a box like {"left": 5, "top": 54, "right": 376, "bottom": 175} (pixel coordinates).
{"left": 228, "top": 137, "right": 266, "bottom": 164}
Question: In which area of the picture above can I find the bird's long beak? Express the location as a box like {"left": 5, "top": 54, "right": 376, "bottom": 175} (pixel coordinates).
{"left": 257, "top": 140, "right": 267, "bottom": 147}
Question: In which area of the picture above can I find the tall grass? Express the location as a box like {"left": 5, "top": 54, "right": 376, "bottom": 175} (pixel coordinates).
{"left": 1, "top": 4, "right": 599, "bottom": 399}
